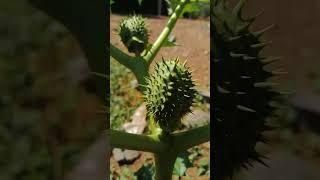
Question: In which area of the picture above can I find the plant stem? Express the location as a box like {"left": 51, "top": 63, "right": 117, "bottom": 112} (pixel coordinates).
{"left": 154, "top": 152, "right": 178, "bottom": 180}
{"left": 109, "top": 43, "right": 135, "bottom": 69}
{"left": 107, "top": 129, "right": 166, "bottom": 153}
{"left": 173, "top": 124, "right": 210, "bottom": 152}
{"left": 110, "top": 43, "right": 149, "bottom": 90}
{"left": 108, "top": 123, "right": 210, "bottom": 179}
{"left": 143, "top": 0, "right": 189, "bottom": 65}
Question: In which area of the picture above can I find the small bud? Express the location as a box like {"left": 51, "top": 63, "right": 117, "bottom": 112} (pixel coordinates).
{"left": 118, "top": 15, "right": 149, "bottom": 56}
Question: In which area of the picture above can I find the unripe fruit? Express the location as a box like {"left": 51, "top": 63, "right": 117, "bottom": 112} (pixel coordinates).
{"left": 144, "top": 59, "right": 196, "bottom": 133}
{"left": 212, "top": 0, "right": 281, "bottom": 178}
{"left": 118, "top": 15, "right": 149, "bottom": 56}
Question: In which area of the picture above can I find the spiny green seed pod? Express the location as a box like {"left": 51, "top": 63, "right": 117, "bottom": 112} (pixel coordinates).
{"left": 144, "top": 59, "right": 197, "bottom": 133}
{"left": 212, "top": 0, "right": 281, "bottom": 178}
{"left": 118, "top": 15, "right": 149, "bottom": 56}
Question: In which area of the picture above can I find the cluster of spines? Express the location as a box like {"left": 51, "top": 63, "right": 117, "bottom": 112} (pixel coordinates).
{"left": 212, "top": 0, "right": 282, "bottom": 179}
{"left": 118, "top": 15, "right": 149, "bottom": 56}
{"left": 144, "top": 59, "right": 197, "bottom": 133}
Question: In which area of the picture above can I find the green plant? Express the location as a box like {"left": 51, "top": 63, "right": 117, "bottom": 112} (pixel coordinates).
{"left": 26, "top": 0, "right": 283, "bottom": 179}
{"left": 212, "top": 0, "right": 281, "bottom": 179}
{"left": 109, "top": 0, "right": 209, "bottom": 179}
{"left": 165, "top": 0, "right": 210, "bottom": 17}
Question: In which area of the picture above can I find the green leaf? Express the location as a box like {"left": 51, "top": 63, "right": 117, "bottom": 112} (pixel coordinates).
{"left": 162, "top": 34, "right": 178, "bottom": 47}
{"left": 182, "top": 2, "right": 200, "bottom": 14}
{"left": 173, "top": 157, "right": 187, "bottom": 176}
{"left": 137, "top": 0, "right": 143, "bottom": 5}
{"left": 197, "top": 167, "right": 206, "bottom": 176}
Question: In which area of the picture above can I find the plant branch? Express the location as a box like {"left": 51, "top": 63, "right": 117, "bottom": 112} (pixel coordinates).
{"left": 109, "top": 43, "right": 135, "bottom": 69}
{"left": 106, "top": 129, "right": 167, "bottom": 153}
{"left": 110, "top": 43, "right": 149, "bottom": 90}
{"left": 143, "top": 0, "right": 189, "bottom": 65}
{"left": 173, "top": 124, "right": 210, "bottom": 152}
{"left": 154, "top": 152, "right": 178, "bottom": 180}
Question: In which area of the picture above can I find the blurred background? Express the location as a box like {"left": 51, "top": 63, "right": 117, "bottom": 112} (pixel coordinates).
{"left": 0, "top": 1, "right": 106, "bottom": 179}
{"left": 228, "top": 0, "right": 320, "bottom": 179}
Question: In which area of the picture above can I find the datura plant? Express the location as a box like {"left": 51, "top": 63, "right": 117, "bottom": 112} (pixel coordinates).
{"left": 29, "top": 0, "right": 283, "bottom": 179}
{"left": 212, "top": 0, "right": 281, "bottom": 179}
{"left": 109, "top": 0, "right": 209, "bottom": 179}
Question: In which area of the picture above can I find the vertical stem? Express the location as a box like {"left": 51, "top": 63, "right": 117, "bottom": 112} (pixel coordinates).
{"left": 143, "top": 0, "right": 189, "bottom": 65}
{"left": 154, "top": 152, "right": 178, "bottom": 180}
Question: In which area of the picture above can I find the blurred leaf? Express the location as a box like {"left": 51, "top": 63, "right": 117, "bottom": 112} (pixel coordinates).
{"left": 173, "top": 157, "right": 187, "bottom": 176}
{"left": 135, "top": 163, "right": 155, "bottom": 180}
{"left": 162, "top": 34, "right": 178, "bottom": 47}
{"left": 137, "top": 0, "right": 143, "bottom": 5}
{"left": 182, "top": 3, "right": 200, "bottom": 15}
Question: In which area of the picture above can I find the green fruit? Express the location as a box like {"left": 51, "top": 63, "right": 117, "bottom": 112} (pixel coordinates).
{"left": 144, "top": 59, "right": 196, "bottom": 133}
{"left": 212, "top": 0, "right": 280, "bottom": 178}
{"left": 118, "top": 15, "right": 149, "bottom": 56}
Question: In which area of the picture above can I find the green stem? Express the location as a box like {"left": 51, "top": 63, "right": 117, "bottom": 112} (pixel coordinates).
{"left": 110, "top": 43, "right": 149, "bottom": 90}
{"left": 154, "top": 152, "right": 178, "bottom": 180}
{"left": 109, "top": 43, "right": 135, "bottom": 69}
{"left": 143, "top": 0, "right": 189, "bottom": 65}
{"left": 108, "top": 123, "right": 210, "bottom": 179}
{"left": 173, "top": 124, "right": 210, "bottom": 152}
{"left": 107, "top": 129, "right": 166, "bottom": 153}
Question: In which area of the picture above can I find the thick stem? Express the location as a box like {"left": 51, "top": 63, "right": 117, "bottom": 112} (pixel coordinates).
{"left": 107, "top": 129, "right": 166, "bottom": 153}
{"left": 154, "top": 152, "right": 178, "bottom": 180}
{"left": 110, "top": 43, "right": 149, "bottom": 91}
{"left": 109, "top": 43, "right": 135, "bottom": 69}
{"left": 173, "top": 124, "right": 210, "bottom": 152}
{"left": 143, "top": 0, "right": 189, "bottom": 65}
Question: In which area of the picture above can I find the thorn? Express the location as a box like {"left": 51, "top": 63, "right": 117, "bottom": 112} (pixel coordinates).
{"left": 247, "top": 161, "right": 254, "bottom": 167}
{"left": 272, "top": 69, "right": 288, "bottom": 75}
{"left": 183, "top": 59, "right": 187, "bottom": 66}
{"left": 254, "top": 82, "right": 278, "bottom": 87}
{"left": 232, "top": 0, "right": 247, "bottom": 17}
{"left": 236, "top": 91, "right": 247, "bottom": 95}
{"left": 261, "top": 56, "right": 281, "bottom": 65}
{"left": 243, "top": 56, "right": 257, "bottom": 60}
{"left": 242, "top": 163, "right": 249, "bottom": 170}
{"left": 237, "top": 21, "right": 251, "bottom": 32}
{"left": 230, "top": 52, "right": 245, "bottom": 58}
{"left": 217, "top": 86, "right": 230, "bottom": 94}
{"left": 250, "top": 41, "right": 272, "bottom": 48}
{"left": 278, "top": 90, "right": 294, "bottom": 95}
{"left": 255, "top": 157, "right": 269, "bottom": 167}
{"left": 253, "top": 24, "right": 275, "bottom": 37}
{"left": 240, "top": 75, "right": 252, "bottom": 79}
{"left": 228, "top": 35, "right": 242, "bottom": 41}
{"left": 236, "top": 105, "right": 256, "bottom": 112}
{"left": 247, "top": 10, "right": 265, "bottom": 22}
